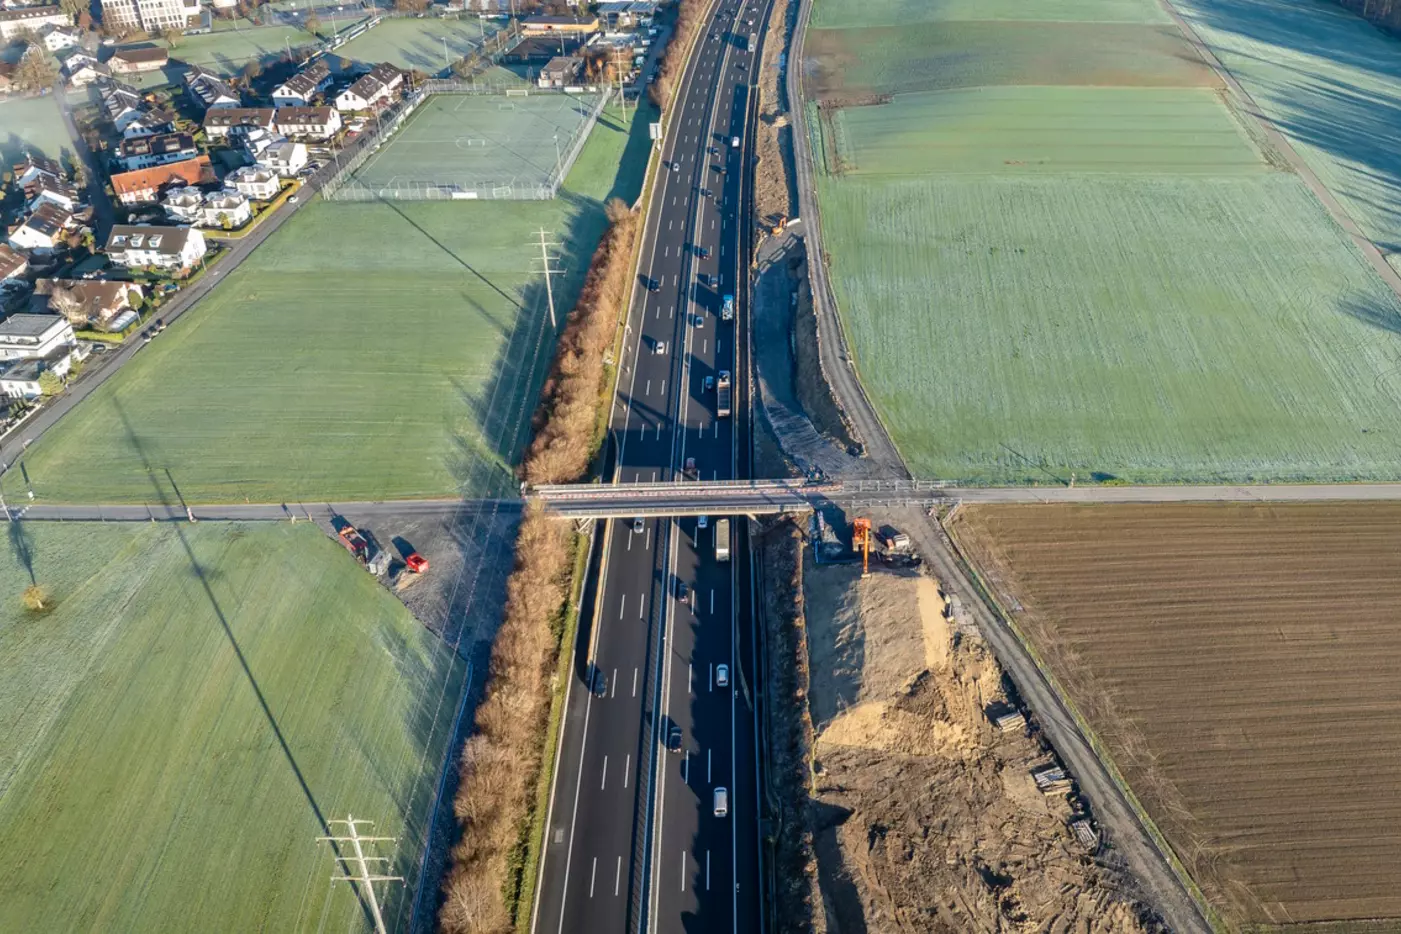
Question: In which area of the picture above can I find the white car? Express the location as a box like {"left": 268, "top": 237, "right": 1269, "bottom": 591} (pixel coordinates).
{"left": 716, "top": 664, "right": 729, "bottom": 688}
{"left": 697, "top": 515, "right": 708, "bottom": 529}
{"left": 633, "top": 516, "right": 645, "bottom": 533}
{"left": 713, "top": 787, "right": 728, "bottom": 818}
{"left": 654, "top": 340, "right": 667, "bottom": 354}
{"left": 288, "top": 195, "right": 299, "bottom": 203}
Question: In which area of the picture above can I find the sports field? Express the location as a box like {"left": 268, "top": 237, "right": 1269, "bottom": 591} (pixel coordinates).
{"left": 1173, "top": 0, "right": 1401, "bottom": 274}
{"left": 2, "top": 103, "right": 654, "bottom": 504}
{"left": 159, "top": 24, "right": 321, "bottom": 76}
{"left": 953, "top": 503, "right": 1401, "bottom": 929}
{"left": 804, "top": 0, "right": 1401, "bottom": 483}
{"left": 352, "top": 92, "right": 603, "bottom": 196}
{"left": 0, "top": 521, "right": 464, "bottom": 932}
{"left": 0, "top": 94, "right": 70, "bottom": 164}
{"left": 335, "top": 17, "right": 501, "bottom": 72}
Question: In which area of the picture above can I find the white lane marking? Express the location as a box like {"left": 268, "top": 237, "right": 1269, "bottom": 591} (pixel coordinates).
{"left": 615, "top": 856, "right": 623, "bottom": 897}
{"left": 624, "top": 753, "right": 631, "bottom": 789}
{"left": 710, "top": 590, "right": 714, "bottom": 614}
{"left": 688, "top": 661, "right": 693, "bottom": 693}
{"left": 590, "top": 857, "right": 597, "bottom": 898}
{"left": 664, "top": 245, "right": 670, "bottom": 257}
{"left": 601, "top": 755, "right": 608, "bottom": 790}
{"left": 668, "top": 219, "right": 673, "bottom": 231}
{"left": 611, "top": 668, "right": 617, "bottom": 698}
{"left": 681, "top": 850, "right": 687, "bottom": 892}
{"left": 628, "top": 531, "right": 633, "bottom": 551}
{"left": 656, "top": 423, "right": 662, "bottom": 440}
{"left": 620, "top": 594, "right": 626, "bottom": 618}
{"left": 711, "top": 218, "right": 716, "bottom": 230}
{"left": 669, "top": 305, "right": 675, "bottom": 318}
{"left": 709, "top": 663, "right": 714, "bottom": 692}
{"left": 703, "top": 338, "right": 708, "bottom": 355}
{"left": 645, "top": 379, "right": 651, "bottom": 396}
{"left": 645, "top": 528, "right": 652, "bottom": 550}
{"left": 714, "top": 420, "right": 719, "bottom": 439}
{"left": 633, "top": 667, "right": 639, "bottom": 697}
{"left": 706, "top": 851, "right": 711, "bottom": 891}
{"left": 660, "top": 379, "right": 667, "bottom": 397}
{"left": 640, "top": 595, "right": 646, "bottom": 618}
{"left": 640, "top": 424, "right": 646, "bottom": 441}
{"left": 707, "top": 749, "right": 712, "bottom": 783}
{"left": 683, "top": 751, "right": 689, "bottom": 784}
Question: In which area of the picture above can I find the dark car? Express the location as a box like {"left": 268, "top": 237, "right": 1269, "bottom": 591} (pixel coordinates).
{"left": 667, "top": 725, "right": 683, "bottom": 753}
{"left": 648, "top": 277, "right": 661, "bottom": 292}
{"left": 676, "top": 580, "right": 689, "bottom": 602}
{"left": 698, "top": 246, "right": 711, "bottom": 259}
{"left": 154, "top": 318, "right": 166, "bottom": 332}
{"left": 591, "top": 666, "right": 607, "bottom": 697}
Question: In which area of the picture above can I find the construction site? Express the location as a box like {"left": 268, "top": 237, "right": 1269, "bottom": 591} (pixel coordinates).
{"left": 758, "top": 509, "right": 1163, "bottom": 933}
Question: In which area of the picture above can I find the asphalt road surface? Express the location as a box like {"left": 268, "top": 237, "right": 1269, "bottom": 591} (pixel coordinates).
{"left": 533, "top": 2, "right": 768, "bottom": 932}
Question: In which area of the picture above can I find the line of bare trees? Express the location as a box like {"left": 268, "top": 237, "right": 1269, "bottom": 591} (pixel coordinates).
{"left": 438, "top": 198, "right": 641, "bottom": 934}
{"left": 649, "top": 0, "right": 707, "bottom": 109}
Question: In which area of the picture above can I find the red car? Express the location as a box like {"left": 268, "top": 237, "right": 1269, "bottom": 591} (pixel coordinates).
{"left": 404, "top": 552, "right": 429, "bottom": 573}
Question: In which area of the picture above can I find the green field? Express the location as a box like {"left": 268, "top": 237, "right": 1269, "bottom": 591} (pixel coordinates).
{"left": 4, "top": 103, "right": 653, "bottom": 504}
{"left": 804, "top": 0, "right": 1401, "bottom": 482}
{"left": 335, "top": 17, "right": 501, "bottom": 72}
{"left": 353, "top": 92, "right": 603, "bottom": 194}
{"left": 0, "top": 94, "right": 70, "bottom": 165}
{"left": 809, "top": 0, "right": 1170, "bottom": 27}
{"left": 160, "top": 24, "right": 321, "bottom": 76}
{"left": 828, "top": 87, "right": 1264, "bottom": 176}
{"left": 1173, "top": 0, "right": 1401, "bottom": 273}
{"left": 0, "top": 522, "right": 464, "bottom": 931}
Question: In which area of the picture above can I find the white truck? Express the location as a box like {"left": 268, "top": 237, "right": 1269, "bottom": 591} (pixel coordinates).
{"left": 715, "top": 518, "right": 731, "bottom": 562}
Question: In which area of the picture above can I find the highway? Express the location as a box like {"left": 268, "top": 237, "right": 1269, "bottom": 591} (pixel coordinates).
{"left": 532, "top": 1, "right": 767, "bottom": 932}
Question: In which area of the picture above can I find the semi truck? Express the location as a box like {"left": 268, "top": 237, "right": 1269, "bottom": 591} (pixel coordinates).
{"left": 715, "top": 518, "right": 731, "bottom": 562}
{"left": 716, "top": 370, "right": 732, "bottom": 418}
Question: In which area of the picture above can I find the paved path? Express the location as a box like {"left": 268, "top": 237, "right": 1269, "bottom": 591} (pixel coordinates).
{"left": 0, "top": 497, "right": 511, "bottom": 523}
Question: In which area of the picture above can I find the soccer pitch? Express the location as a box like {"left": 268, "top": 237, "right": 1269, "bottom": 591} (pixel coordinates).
{"left": 351, "top": 92, "right": 604, "bottom": 197}
{"left": 803, "top": 0, "right": 1401, "bottom": 483}
{"left": 0, "top": 522, "right": 465, "bottom": 932}
{"left": 3, "top": 103, "right": 654, "bottom": 504}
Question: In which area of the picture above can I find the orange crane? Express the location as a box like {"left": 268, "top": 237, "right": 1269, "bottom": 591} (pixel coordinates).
{"left": 852, "top": 518, "right": 872, "bottom": 578}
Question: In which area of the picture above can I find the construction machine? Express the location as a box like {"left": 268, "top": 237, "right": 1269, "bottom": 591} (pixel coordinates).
{"left": 852, "top": 517, "right": 872, "bottom": 577}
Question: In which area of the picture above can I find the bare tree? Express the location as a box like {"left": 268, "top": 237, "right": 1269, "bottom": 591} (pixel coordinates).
{"left": 22, "top": 585, "right": 48, "bottom": 612}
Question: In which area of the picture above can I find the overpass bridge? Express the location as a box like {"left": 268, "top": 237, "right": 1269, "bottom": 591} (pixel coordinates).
{"left": 527, "top": 478, "right": 951, "bottom": 518}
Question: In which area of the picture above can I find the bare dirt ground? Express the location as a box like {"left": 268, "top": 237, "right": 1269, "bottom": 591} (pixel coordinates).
{"left": 781, "top": 521, "right": 1160, "bottom": 933}
{"left": 952, "top": 503, "right": 1401, "bottom": 930}
{"left": 754, "top": 0, "right": 796, "bottom": 227}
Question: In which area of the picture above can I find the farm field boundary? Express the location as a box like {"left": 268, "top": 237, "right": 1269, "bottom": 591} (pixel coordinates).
{"left": 951, "top": 503, "right": 1401, "bottom": 930}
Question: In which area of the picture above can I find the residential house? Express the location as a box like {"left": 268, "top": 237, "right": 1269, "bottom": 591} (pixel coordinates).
{"left": 64, "top": 56, "right": 110, "bottom": 88}
{"left": 7, "top": 203, "right": 73, "bottom": 254}
{"left": 0, "top": 358, "right": 55, "bottom": 399}
{"left": 596, "top": 1, "right": 656, "bottom": 28}
{"left": 0, "top": 313, "right": 75, "bottom": 363}
{"left": 27, "top": 176, "right": 79, "bottom": 214}
{"left": 39, "top": 23, "right": 80, "bottom": 51}
{"left": 100, "top": 81, "right": 145, "bottom": 131}
{"left": 0, "top": 61, "right": 14, "bottom": 95}
{"left": 33, "top": 278, "right": 143, "bottom": 328}
{"left": 522, "top": 14, "right": 599, "bottom": 35}
{"left": 13, "top": 154, "right": 61, "bottom": 192}
{"left": 105, "top": 224, "right": 206, "bottom": 272}
{"left": 115, "top": 131, "right": 198, "bottom": 170}
{"left": 123, "top": 107, "right": 177, "bottom": 138}
{"left": 110, "top": 155, "right": 213, "bottom": 206}
{"left": 226, "top": 164, "right": 279, "bottom": 201}
{"left": 108, "top": 46, "right": 169, "bottom": 74}
{"left": 163, "top": 186, "right": 251, "bottom": 228}
{"left": 0, "top": 244, "right": 27, "bottom": 282}
{"left": 258, "top": 139, "right": 306, "bottom": 177}
{"left": 334, "top": 62, "right": 402, "bottom": 112}
{"left": 271, "top": 60, "right": 331, "bottom": 108}
{"left": 0, "top": 6, "right": 68, "bottom": 41}
{"left": 272, "top": 105, "right": 339, "bottom": 140}
{"left": 203, "top": 106, "right": 275, "bottom": 141}
{"left": 538, "top": 55, "right": 583, "bottom": 89}
{"left": 100, "top": 0, "right": 199, "bottom": 33}
{"left": 184, "top": 66, "right": 239, "bottom": 111}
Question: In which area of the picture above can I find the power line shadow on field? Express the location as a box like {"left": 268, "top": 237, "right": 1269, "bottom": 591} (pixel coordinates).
{"left": 111, "top": 399, "right": 378, "bottom": 930}
{"left": 997, "top": 442, "right": 1069, "bottom": 487}
{"left": 380, "top": 199, "right": 524, "bottom": 311}
{"left": 1337, "top": 292, "right": 1401, "bottom": 339}
{"left": 7, "top": 514, "right": 37, "bottom": 585}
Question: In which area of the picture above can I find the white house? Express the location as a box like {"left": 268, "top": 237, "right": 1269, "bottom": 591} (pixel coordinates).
{"left": 203, "top": 106, "right": 275, "bottom": 141}
{"left": 334, "top": 63, "right": 402, "bottom": 112}
{"left": 7, "top": 204, "right": 72, "bottom": 254}
{"left": 27, "top": 177, "right": 79, "bottom": 214}
{"left": 271, "top": 60, "right": 331, "bottom": 107}
{"left": 123, "top": 108, "right": 177, "bottom": 139}
{"left": 272, "top": 106, "right": 340, "bottom": 141}
{"left": 40, "top": 24, "right": 80, "bottom": 52}
{"left": 0, "top": 6, "right": 68, "bottom": 41}
{"left": 0, "top": 314, "right": 76, "bottom": 363}
{"left": 162, "top": 186, "right": 205, "bottom": 224}
{"left": 105, "top": 224, "right": 207, "bottom": 272}
{"left": 12, "top": 155, "right": 61, "bottom": 192}
{"left": 200, "top": 190, "right": 251, "bottom": 228}
{"left": 115, "top": 131, "right": 198, "bottom": 171}
{"left": 64, "top": 58, "right": 110, "bottom": 87}
{"left": 227, "top": 165, "right": 280, "bottom": 201}
{"left": 258, "top": 140, "right": 307, "bottom": 177}
{"left": 33, "top": 278, "right": 143, "bottom": 328}
{"left": 185, "top": 67, "right": 240, "bottom": 111}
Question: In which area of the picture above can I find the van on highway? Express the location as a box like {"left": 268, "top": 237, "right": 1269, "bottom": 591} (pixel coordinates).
{"left": 713, "top": 787, "right": 728, "bottom": 817}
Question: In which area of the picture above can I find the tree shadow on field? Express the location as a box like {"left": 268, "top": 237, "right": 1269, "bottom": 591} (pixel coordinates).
{"left": 110, "top": 398, "right": 379, "bottom": 930}
{"left": 7, "top": 514, "right": 37, "bottom": 586}
{"left": 1337, "top": 292, "right": 1401, "bottom": 338}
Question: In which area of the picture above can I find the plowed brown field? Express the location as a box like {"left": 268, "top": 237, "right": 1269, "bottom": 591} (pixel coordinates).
{"left": 951, "top": 504, "right": 1401, "bottom": 931}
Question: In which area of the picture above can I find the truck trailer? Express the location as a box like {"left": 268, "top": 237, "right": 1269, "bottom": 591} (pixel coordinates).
{"left": 716, "top": 370, "right": 732, "bottom": 418}
{"left": 715, "top": 518, "right": 731, "bottom": 562}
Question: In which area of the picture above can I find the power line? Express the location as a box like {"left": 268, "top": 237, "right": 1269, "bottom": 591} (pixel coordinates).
{"left": 532, "top": 228, "right": 565, "bottom": 329}
{"left": 319, "top": 815, "right": 402, "bottom": 934}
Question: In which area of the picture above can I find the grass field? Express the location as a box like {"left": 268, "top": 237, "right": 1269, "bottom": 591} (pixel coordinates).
{"left": 952, "top": 503, "right": 1401, "bottom": 929}
{"left": 803, "top": 0, "right": 1401, "bottom": 483}
{"left": 0, "top": 521, "right": 464, "bottom": 932}
{"left": 828, "top": 87, "right": 1265, "bottom": 176}
{"left": 0, "top": 94, "right": 70, "bottom": 165}
{"left": 353, "top": 92, "right": 603, "bottom": 194}
{"left": 2, "top": 102, "right": 653, "bottom": 504}
{"left": 810, "top": 0, "right": 1170, "bottom": 27}
{"left": 335, "top": 17, "right": 500, "bottom": 72}
{"left": 1174, "top": 0, "right": 1401, "bottom": 275}
{"left": 159, "top": 24, "right": 321, "bottom": 76}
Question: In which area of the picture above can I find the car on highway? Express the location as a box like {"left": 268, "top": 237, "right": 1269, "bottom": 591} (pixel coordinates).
{"left": 684, "top": 456, "right": 697, "bottom": 478}
{"left": 693, "top": 313, "right": 704, "bottom": 327}
{"left": 713, "top": 787, "right": 728, "bottom": 817}
{"left": 591, "top": 667, "right": 607, "bottom": 696}
{"left": 633, "top": 516, "right": 645, "bottom": 533}
{"left": 668, "top": 725, "right": 683, "bottom": 753}
{"left": 697, "top": 515, "right": 708, "bottom": 529}
{"left": 732, "top": 136, "right": 741, "bottom": 148}
{"left": 654, "top": 340, "right": 668, "bottom": 354}
{"left": 716, "top": 664, "right": 729, "bottom": 688}
{"left": 698, "top": 246, "right": 710, "bottom": 259}
{"left": 676, "top": 580, "right": 689, "bottom": 602}
{"left": 647, "top": 276, "right": 661, "bottom": 292}
{"left": 703, "top": 375, "right": 714, "bottom": 392}
{"left": 708, "top": 145, "right": 719, "bottom": 155}
{"left": 699, "top": 187, "right": 712, "bottom": 198}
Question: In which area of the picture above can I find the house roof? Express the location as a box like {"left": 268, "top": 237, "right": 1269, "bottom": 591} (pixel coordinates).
{"left": 110, "top": 46, "right": 169, "bottom": 66}
{"left": 0, "top": 5, "right": 63, "bottom": 21}
{"left": 128, "top": 108, "right": 177, "bottom": 132}
{"left": 277, "top": 59, "right": 330, "bottom": 97}
{"left": 273, "top": 105, "right": 335, "bottom": 125}
{"left": 524, "top": 14, "right": 598, "bottom": 26}
{"left": 0, "top": 244, "right": 27, "bottom": 279}
{"left": 110, "top": 156, "right": 213, "bottom": 198}
{"left": 344, "top": 64, "right": 400, "bottom": 102}
{"left": 0, "top": 313, "right": 68, "bottom": 341}
{"left": 14, "top": 154, "right": 61, "bottom": 179}
{"left": 186, "top": 71, "right": 238, "bottom": 106}
{"left": 543, "top": 55, "right": 582, "bottom": 76}
{"left": 105, "top": 224, "right": 196, "bottom": 257}
{"left": 116, "top": 131, "right": 195, "bottom": 159}
{"left": 33, "top": 278, "right": 138, "bottom": 316}
{"left": 19, "top": 203, "right": 72, "bottom": 239}
{"left": 204, "top": 107, "right": 275, "bottom": 129}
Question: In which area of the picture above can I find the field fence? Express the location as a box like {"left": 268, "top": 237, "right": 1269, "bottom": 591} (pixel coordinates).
{"left": 321, "top": 84, "right": 612, "bottom": 202}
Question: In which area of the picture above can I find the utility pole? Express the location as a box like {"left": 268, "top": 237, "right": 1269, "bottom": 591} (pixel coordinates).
{"left": 532, "top": 228, "right": 564, "bottom": 329}
{"left": 611, "top": 46, "right": 630, "bottom": 116}
{"left": 318, "top": 815, "right": 401, "bottom": 934}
